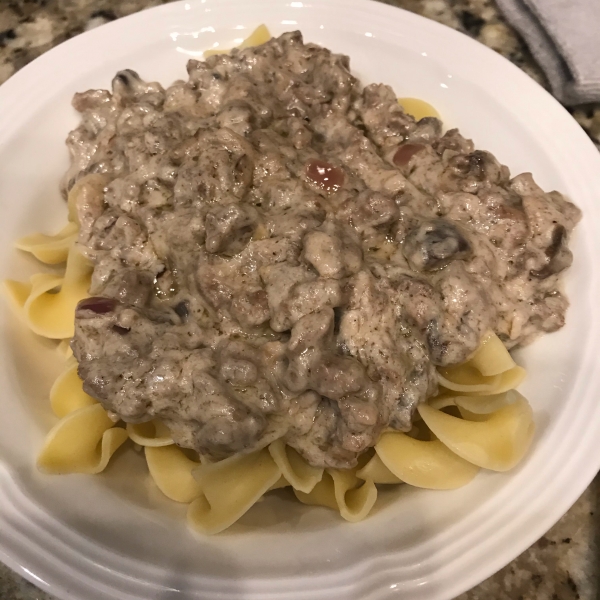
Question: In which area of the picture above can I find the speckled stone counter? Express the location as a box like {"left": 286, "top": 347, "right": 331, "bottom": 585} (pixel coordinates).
{"left": 0, "top": 1, "right": 599, "bottom": 599}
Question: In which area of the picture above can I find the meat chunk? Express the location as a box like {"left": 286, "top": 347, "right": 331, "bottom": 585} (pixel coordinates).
{"left": 302, "top": 229, "right": 362, "bottom": 279}
{"left": 260, "top": 263, "right": 343, "bottom": 331}
{"left": 337, "top": 191, "right": 398, "bottom": 236}
{"left": 230, "top": 289, "right": 271, "bottom": 327}
{"left": 204, "top": 203, "right": 257, "bottom": 255}
{"left": 339, "top": 271, "right": 437, "bottom": 430}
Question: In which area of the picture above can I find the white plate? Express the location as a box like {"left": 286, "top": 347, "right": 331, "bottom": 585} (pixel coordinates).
{"left": 1, "top": 1, "right": 600, "bottom": 598}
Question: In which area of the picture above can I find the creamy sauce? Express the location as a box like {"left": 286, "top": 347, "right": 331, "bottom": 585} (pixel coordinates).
{"left": 68, "top": 32, "right": 580, "bottom": 469}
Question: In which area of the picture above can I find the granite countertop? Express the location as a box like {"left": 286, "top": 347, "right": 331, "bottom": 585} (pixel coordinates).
{"left": 0, "top": 1, "right": 598, "bottom": 599}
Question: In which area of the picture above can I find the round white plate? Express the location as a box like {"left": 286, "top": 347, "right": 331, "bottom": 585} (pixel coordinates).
{"left": 1, "top": 1, "right": 599, "bottom": 598}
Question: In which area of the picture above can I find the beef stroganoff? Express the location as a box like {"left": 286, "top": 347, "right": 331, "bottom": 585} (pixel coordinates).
{"left": 3, "top": 27, "right": 580, "bottom": 534}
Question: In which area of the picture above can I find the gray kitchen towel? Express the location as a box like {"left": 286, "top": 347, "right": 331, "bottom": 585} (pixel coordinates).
{"left": 495, "top": 0, "right": 600, "bottom": 105}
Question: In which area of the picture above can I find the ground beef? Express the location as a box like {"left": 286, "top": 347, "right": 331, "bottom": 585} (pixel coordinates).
{"left": 68, "top": 31, "right": 580, "bottom": 469}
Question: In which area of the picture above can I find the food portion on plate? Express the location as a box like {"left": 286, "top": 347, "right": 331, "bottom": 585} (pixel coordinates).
{"left": 3, "top": 27, "right": 580, "bottom": 534}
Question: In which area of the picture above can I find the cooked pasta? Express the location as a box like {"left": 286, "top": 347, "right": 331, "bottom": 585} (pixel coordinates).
{"left": 145, "top": 446, "right": 203, "bottom": 503}
{"left": 268, "top": 439, "right": 323, "bottom": 494}
{"left": 203, "top": 24, "right": 272, "bottom": 57}
{"left": 127, "top": 420, "right": 175, "bottom": 447}
{"left": 50, "top": 359, "right": 97, "bottom": 417}
{"left": 369, "top": 433, "right": 480, "bottom": 489}
{"left": 1, "top": 26, "right": 542, "bottom": 535}
{"left": 417, "top": 393, "right": 534, "bottom": 472}
{"left": 37, "top": 403, "right": 128, "bottom": 475}
{"left": 188, "top": 448, "right": 282, "bottom": 534}
{"left": 295, "top": 469, "right": 379, "bottom": 523}
{"left": 436, "top": 332, "right": 527, "bottom": 395}
{"left": 4, "top": 243, "right": 91, "bottom": 339}
{"left": 15, "top": 221, "right": 78, "bottom": 265}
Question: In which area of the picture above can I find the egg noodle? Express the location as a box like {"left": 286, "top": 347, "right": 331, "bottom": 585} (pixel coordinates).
{"left": 1, "top": 26, "right": 535, "bottom": 535}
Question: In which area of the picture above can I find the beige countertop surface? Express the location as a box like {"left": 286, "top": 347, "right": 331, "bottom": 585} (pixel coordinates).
{"left": 0, "top": 1, "right": 598, "bottom": 599}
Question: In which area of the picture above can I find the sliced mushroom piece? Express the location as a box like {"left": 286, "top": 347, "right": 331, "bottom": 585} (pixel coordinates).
{"left": 530, "top": 225, "right": 573, "bottom": 279}
{"left": 111, "top": 69, "right": 165, "bottom": 106}
{"left": 111, "top": 69, "right": 151, "bottom": 102}
{"left": 403, "top": 219, "right": 472, "bottom": 272}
